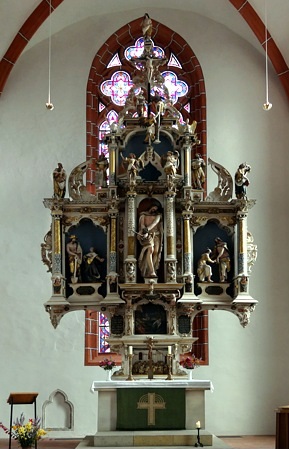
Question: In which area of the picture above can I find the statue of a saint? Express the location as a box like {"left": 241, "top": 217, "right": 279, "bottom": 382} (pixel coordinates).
{"left": 235, "top": 162, "right": 251, "bottom": 199}
{"left": 213, "top": 237, "right": 231, "bottom": 283}
{"left": 197, "top": 248, "right": 215, "bottom": 282}
{"left": 192, "top": 154, "right": 206, "bottom": 189}
{"left": 66, "top": 235, "right": 83, "bottom": 283}
{"left": 53, "top": 163, "right": 66, "bottom": 199}
{"left": 137, "top": 204, "right": 163, "bottom": 278}
{"left": 161, "top": 150, "right": 179, "bottom": 183}
{"left": 82, "top": 247, "right": 104, "bottom": 282}
{"left": 95, "top": 153, "right": 109, "bottom": 188}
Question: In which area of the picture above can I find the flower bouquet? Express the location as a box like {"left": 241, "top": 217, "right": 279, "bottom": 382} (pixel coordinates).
{"left": 180, "top": 354, "right": 201, "bottom": 370}
{"left": 99, "top": 357, "right": 116, "bottom": 371}
{"left": 179, "top": 354, "right": 201, "bottom": 380}
{"left": 0, "top": 413, "right": 46, "bottom": 448}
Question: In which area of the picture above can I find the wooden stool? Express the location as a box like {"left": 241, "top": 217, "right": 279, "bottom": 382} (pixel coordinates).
{"left": 7, "top": 392, "right": 38, "bottom": 449}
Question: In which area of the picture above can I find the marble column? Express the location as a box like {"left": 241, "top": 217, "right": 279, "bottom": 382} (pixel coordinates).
{"left": 165, "top": 191, "right": 177, "bottom": 282}
{"left": 125, "top": 192, "right": 137, "bottom": 283}
{"left": 237, "top": 212, "right": 248, "bottom": 276}
{"left": 51, "top": 211, "right": 65, "bottom": 297}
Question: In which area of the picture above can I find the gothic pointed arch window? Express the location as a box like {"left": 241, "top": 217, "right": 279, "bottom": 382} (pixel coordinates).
{"left": 85, "top": 17, "right": 208, "bottom": 366}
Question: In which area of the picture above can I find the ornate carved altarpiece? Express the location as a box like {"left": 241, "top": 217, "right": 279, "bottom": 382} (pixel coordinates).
{"left": 42, "top": 16, "right": 257, "bottom": 381}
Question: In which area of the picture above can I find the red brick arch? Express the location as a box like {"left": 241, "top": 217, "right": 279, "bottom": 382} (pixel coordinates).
{"left": 0, "top": 0, "right": 288, "bottom": 103}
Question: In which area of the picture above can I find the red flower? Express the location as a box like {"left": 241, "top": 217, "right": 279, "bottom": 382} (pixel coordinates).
{"left": 180, "top": 354, "right": 201, "bottom": 370}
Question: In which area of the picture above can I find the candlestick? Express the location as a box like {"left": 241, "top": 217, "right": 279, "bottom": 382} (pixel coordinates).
{"left": 128, "top": 345, "right": 133, "bottom": 355}
{"left": 166, "top": 354, "right": 173, "bottom": 380}
{"left": 195, "top": 422, "right": 203, "bottom": 447}
{"left": 126, "top": 353, "right": 134, "bottom": 381}
{"left": 168, "top": 345, "right": 172, "bottom": 355}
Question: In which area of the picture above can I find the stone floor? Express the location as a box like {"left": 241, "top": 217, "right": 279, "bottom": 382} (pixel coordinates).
{"left": 0, "top": 435, "right": 276, "bottom": 449}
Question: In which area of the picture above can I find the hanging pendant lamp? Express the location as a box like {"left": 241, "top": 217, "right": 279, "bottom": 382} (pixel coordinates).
{"left": 46, "top": 0, "right": 54, "bottom": 110}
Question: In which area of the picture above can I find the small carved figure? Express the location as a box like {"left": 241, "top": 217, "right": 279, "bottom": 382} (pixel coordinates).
{"left": 235, "top": 162, "right": 251, "bottom": 199}
{"left": 120, "top": 152, "right": 144, "bottom": 185}
{"left": 66, "top": 235, "right": 83, "bottom": 283}
{"left": 213, "top": 237, "right": 231, "bottom": 283}
{"left": 41, "top": 229, "right": 52, "bottom": 272}
{"left": 161, "top": 150, "right": 179, "bottom": 183}
{"left": 53, "top": 162, "right": 66, "bottom": 199}
{"left": 126, "top": 262, "right": 136, "bottom": 282}
{"left": 240, "top": 275, "right": 248, "bottom": 293}
{"left": 82, "top": 247, "right": 104, "bottom": 282}
{"left": 142, "top": 13, "right": 152, "bottom": 39}
{"left": 95, "top": 153, "right": 109, "bottom": 188}
{"left": 206, "top": 158, "right": 233, "bottom": 202}
{"left": 146, "top": 58, "right": 155, "bottom": 84}
{"left": 197, "top": 249, "right": 215, "bottom": 282}
{"left": 68, "top": 159, "right": 94, "bottom": 201}
{"left": 167, "top": 262, "right": 176, "bottom": 282}
{"left": 184, "top": 118, "right": 197, "bottom": 134}
{"left": 185, "top": 274, "right": 193, "bottom": 292}
{"left": 152, "top": 93, "right": 165, "bottom": 143}
{"left": 136, "top": 90, "right": 146, "bottom": 117}
{"left": 143, "top": 115, "right": 156, "bottom": 144}
{"left": 137, "top": 204, "right": 163, "bottom": 278}
{"left": 192, "top": 154, "right": 206, "bottom": 190}
{"left": 53, "top": 276, "right": 62, "bottom": 294}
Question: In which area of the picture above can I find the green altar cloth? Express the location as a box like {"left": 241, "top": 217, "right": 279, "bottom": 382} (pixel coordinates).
{"left": 117, "top": 388, "right": 185, "bottom": 430}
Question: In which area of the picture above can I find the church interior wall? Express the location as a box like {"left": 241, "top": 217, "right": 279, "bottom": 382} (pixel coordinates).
{"left": 1, "top": 6, "right": 289, "bottom": 438}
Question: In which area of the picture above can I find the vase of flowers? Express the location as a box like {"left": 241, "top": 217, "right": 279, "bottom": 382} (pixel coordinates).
{"left": 179, "top": 354, "right": 201, "bottom": 380}
{"left": 99, "top": 357, "right": 116, "bottom": 380}
{"left": 0, "top": 413, "right": 46, "bottom": 448}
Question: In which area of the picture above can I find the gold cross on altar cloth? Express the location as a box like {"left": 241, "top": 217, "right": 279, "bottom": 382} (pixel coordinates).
{"left": 137, "top": 393, "right": 166, "bottom": 425}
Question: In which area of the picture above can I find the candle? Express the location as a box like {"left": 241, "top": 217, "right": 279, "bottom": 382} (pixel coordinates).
{"left": 128, "top": 346, "right": 133, "bottom": 355}
{"left": 167, "top": 346, "right": 172, "bottom": 355}
{"left": 196, "top": 421, "right": 201, "bottom": 429}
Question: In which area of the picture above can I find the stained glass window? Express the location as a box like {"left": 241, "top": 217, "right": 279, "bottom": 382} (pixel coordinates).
{"left": 184, "top": 102, "right": 191, "bottom": 113}
{"left": 99, "top": 110, "right": 119, "bottom": 156}
{"left": 161, "top": 71, "right": 188, "bottom": 104}
{"left": 100, "top": 71, "right": 134, "bottom": 106}
{"left": 168, "top": 53, "right": 182, "bottom": 69}
{"left": 107, "top": 53, "right": 122, "bottom": 68}
{"left": 99, "top": 313, "right": 110, "bottom": 353}
{"left": 125, "top": 37, "right": 164, "bottom": 61}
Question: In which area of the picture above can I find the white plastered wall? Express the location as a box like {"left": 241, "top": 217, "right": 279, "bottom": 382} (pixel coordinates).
{"left": 0, "top": 6, "right": 289, "bottom": 437}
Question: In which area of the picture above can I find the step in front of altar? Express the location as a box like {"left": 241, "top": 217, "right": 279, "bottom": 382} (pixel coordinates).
{"left": 77, "top": 430, "right": 213, "bottom": 447}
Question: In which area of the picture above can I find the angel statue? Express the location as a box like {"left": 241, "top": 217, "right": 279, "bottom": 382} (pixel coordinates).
{"left": 120, "top": 152, "right": 144, "bottom": 186}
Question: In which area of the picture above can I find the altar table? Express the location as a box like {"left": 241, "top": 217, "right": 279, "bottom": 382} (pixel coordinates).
{"left": 91, "top": 380, "right": 212, "bottom": 431}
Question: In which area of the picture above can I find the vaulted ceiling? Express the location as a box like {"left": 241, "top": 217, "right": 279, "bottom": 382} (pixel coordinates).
{"left": 1, "top": 0, "right": 289, "bottom": 101}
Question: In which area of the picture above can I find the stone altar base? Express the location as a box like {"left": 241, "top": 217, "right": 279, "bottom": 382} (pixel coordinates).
{"left": 76, "top": 430, "right": 213, "bottom": 447}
